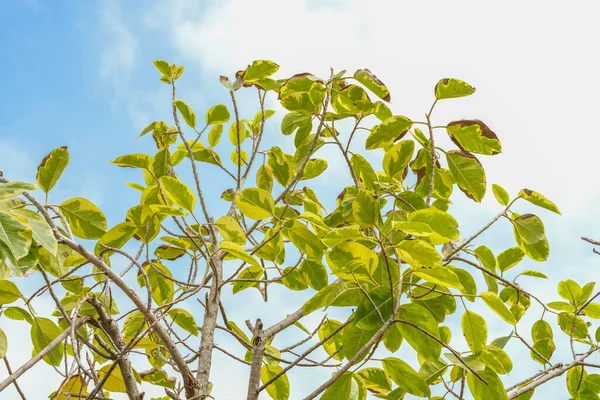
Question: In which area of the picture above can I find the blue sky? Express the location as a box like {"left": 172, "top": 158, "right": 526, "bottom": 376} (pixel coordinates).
{"left": 2, "top": 0, "right": 600, "bottom": 399}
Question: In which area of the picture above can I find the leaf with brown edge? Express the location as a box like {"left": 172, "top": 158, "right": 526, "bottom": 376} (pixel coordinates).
{"left": 519, "top": 189, "right": 561, "bottom": 215}
{"left": 435, "top": 78, "right": 476, "bottom": 100}
{"left": 446, "top": 120, "right": 501, "bottom": 156}
{"left": 37, "top": 146, "right": 69, "bottom": 193}
{"left": 354, "top": 69, "right": 391, "bottom": 102}
{"left": 446, "top": 150, "right": 486, "bottom": 202}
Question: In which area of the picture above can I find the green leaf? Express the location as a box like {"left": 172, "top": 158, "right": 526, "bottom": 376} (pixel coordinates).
{"left": 0, "top": 328, "right": 6, "bottom": 358}
{"left": 0, "top": 181, "right": 37, "bottom": 200}
{"left": 140, "top": 262, "right": 174, "bottom": 305}
{"left": 383, "top": 140, "right": 414, "bottom": 179}
{"left": 515, "top": 230, "right": 549, "bottom": 262}
{"left": 342, "top": 321, "right": 375, "bottom": 362}
{"left": 354, "top": 69, "right": 391, "bottom": 101}
{"left": 531, "top": 337, "right": 555, "bottom": 364}
{"left": 474, "top": 245, "right": 497, "bottom": 271}
{"left": 513, "top": 214, "right": 545, "bottom": 245}
{"left": 480, "top": 346, "right": 512, "bottom": 374}
{"left": 447, "top": 120, "right": 501, "bottom": 155}
{"left": 152, "top": 148, "right": 172, "bottom": 178}
{"left": 160, "top": 176, "right": 196, "bottom": 212}
{"left": 496, "top": 247, "right": 524, "bottom": 272}
{"left": 413, "top": 266, "right": 463, "bottom": 290}
{"left": 256, "top": 165, "right": 273, "bottom": 192}
{"left": 0, "top": 280, "right": 21, "bottom": 304}
{"left": 0, "top": 211, "right": 32, "bottom": 260}
{"left": 467, "top": 368, "right": 508, "bottom": 400}
{"left": 215, "top": 216, "right": 246, "bottom": 245}
{"left": 567, "top": 365, "right": 586, "bottom": 397}
{"left": 435, "top": 78, "right": 476, "bottom": 100}
{"left": 208, "top": 124, "right": 224, "bottom": 147}
{"left": 281, "top": 266, "right": 308, "bottom": 291}
{"left": 260, "top": 364, "right": 290, "bottom": 400}
{"left": 206, "top": 104, "right": 230, "bottom": 125}
{"left": 285, "top": 223, "right": 323, "bottom": 261}
{"left": 532, "top": 319, "right": 553, "bottom": 342}
{"left": 322, "top": 226, "right": 364, "bottom": 248}
{"left": 220, "top": 241, "right": 260, "bottom": 268}
{"left": 97, "top": 364, "right": 127, "bottom": 393}
{"left": 397, "top": 303, "right": 441, "bottom": 360}
{"left": 518, "top": 270, "right": 547, "bottom": 280}
{"left": 383, "top": 357, "right": 430, "bottom": 397}
{"left": 3, "top": 306, "right": 32, "bottom": 323}
{"left": 31, "top": 317, "right": 63, "bottom": 366}
{"left": 243, "top": 60, "right": 279, "bottom": 83}
{"left": 236, "top": 188, "right": 275, "bottom": 220}
{"left": 519, "top": 189, "right": 561, "bottom": 215}
{"left": 354, "top": 287, "right": 393, "bottom": 329}
{"left": 408, "top": 208, "right": 459, "bottom": 245}
{"left": 169, "top": 308, "right": 199, "bottom": 336}
{"left": 36, "top": 146, "right": 69, "bottom": 193}
{"left": 13, "top": 209, "right": 57, "bottom": 255}
{"left": 462, "top": 311, "right": 487, "bottom": 355}
{"left": 299, "top": 260, "right": 328, "bottom": 291}
{"left": 392, "top": 221, "right": 433, "bottom": 237}
{"left": 446, "top": 150, "right": 486, "bottom": 202}
{"left": 94, "top": 222, "right": 137, "bottom": 256}
{"left": 153, "top": 60, "right": 172, "bottom": 78}
{"left": 397, "top": 239, "right": 442, "bottom": 267}
{"left": 318, "top": 319, "right": 345, "bottom": 361}
{"left": 492, "top": 184, "right": 510, "bottom": 206}
{"left": 352, "top": 191, "right": 380, "bottom": 227}
{"left": 301, "top": 159, "right": 328, "bottom": 180}
{"left": 111, "top": 154, "right": 151, "bottom": 169}
{"left": 558, "top": 279, "right": 583, "bottom": 305}
{"left": 268, "top": 147, "right": 293, "bottom": 186}
{"left": 366, "top": 116, "right": 413, "bottom": 150}
{"left": 326, "top": 241, "right": 378, "bottom": 281}
{"left": 321, "top": 373, "right": 357, "bottom": 400}
{"left": 355, "top": 367, "right": 391, "bottom": 394}
{"left": 59, "top": 197, "right": 107, "bottom": 240}
{"left": 481, "top": 292, "right": 516, "bottom": 324}
{"left": 173, "top": 100, "right": 196, "bottom": 128}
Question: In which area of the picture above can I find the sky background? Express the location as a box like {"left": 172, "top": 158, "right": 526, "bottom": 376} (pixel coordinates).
{"left": 1, "top": 0, "right": 600, "bottom": 399}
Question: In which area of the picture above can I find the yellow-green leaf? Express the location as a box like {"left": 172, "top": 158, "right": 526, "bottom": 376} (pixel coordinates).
{"left": 446, "top": 150, "right": 486, "bottom": 202}
{"left": 397, "top": 239, "right": 442, "bottom": 267}
{"left": 36, "top": 147, "right": 69, "bottom": 193}
{"left": 59, "top": 198, "right": 107, "bottom": 239}
{"left": 220, "top": 241, "right": 260, "bottom": 268}
{"left": 173, "top": 100, "right": 196, "bottom": 128}
{"left": 206, "top": 104, "right": 230, "bottom": 125}
{"left": 492, "top": 184, "right": 510, "bottom": 206}
{"left": 447, "top": 120, "right": 501, "bottom": 156}
{"left": 435, "top": 78, "right": 476, "bottom": 100}
{"left": 354, "top": 69, "right": 391, "bottom": 102}
{"left": 519, "top": 189, "right": 561, "bottom": 215}
{"left": 366, "top": 116, "right": 413, "bottom": 150}
{"left": 0, "top": 181, "right": 36, "bottom": 200}
{"left": 111, "top": 154, "right": 151, "bottom": 169}
{"left": 215, "top": 216, "right": 246, "bottom": 245}
{"left": 383, "top": 357, "right": 430, "bottom": 397}
{"left": 31, "top": 317, "right": 63, "bottom": 366}
{"left": 462, "top": 311, "right": 487, "bottom": 355}
{"left": 481, "top": 292, "right": 516, "bottom": 324}
{"left": 160, "top": 176, "right": 196, "bottom": 212}
{"left": 236, "top": 188, "right": 274, "bottom": 220}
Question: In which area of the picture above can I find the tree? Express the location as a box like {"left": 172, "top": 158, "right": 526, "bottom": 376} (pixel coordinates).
{"left": 0, "top": 59, "right": 598, "bottom": 400}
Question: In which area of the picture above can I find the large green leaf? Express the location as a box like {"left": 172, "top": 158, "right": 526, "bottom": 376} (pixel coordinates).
{"left": 285, "top": 223, "right": 323, "bottom": 261}
{"left": 513, "top": 214, "right": 545, "bottom": 245}
{"left": 37, "top": 146, "right": 69, "bottom": 193}
{"left": 215, "top": 216, "right": 246, "bottom": 245}
{"left": 397, "top": 303, "right": 441, "bottom": 360}
{"left": 97, "top": 364, "right": 127, "bottom": 393}
{"left": 0, "top": 280, "right": 21, "bottom": 304}
{"left": 236, "top": 188, "right": 275, "bottom": 220}
{"left": 383, "top": 140, "right": 414, "bottom": 179}
{"left": 355, "top": 367, "right": 391, "bottom": 394}
{"left": 496, "top": 247, "right": 524, "bottom": 272}
{"left": 299, "top": 260, "right": 328, "bottom": 290}
{"left": 321, "top": 373, "right": 358, "bottom": 400}
{"left": 481, "top": 292, "right": 516, "bottom": 324}
{"left": 397, "top": 239, "right": 442, "bottom": 267}
{"left": 318, "top": 319, "right": 345, "bottom": 361}
{"left": 326, "top": 241, "right": 378, "bottom": 281}
{"left": 0, "top": 181, "right": 37, "bottom": 200}
{"left": 446, "top": 120, "right": 501, "bottom": 155}
{"left": 408, "top": 208, "right": 459, "bottom": 245}
{"left": 14, "top": 209, "right": 57, "bottom": 255}
{"left": 260, "top": 364, "right": 290, "bottom": 400}
{"left": 111, "top": 154, "right": 152, "bottom": 169}
{"left": 160, "top": 176, "right": 196, "bottom": 212}
{"left": 0, "top": 211, "right": 32, "bottom": 259}
{"left": 462, "top": 311, "right": 487, "bottom": 355}
{"left": 354, "top": 287, "right": 394, "bottom": 330}
{"left": 413, "top": 266, "right": 463, "bottom": 290}
{"left": 173, "top": 100, "right": 196, "bottom": 128}
{"left": 94, "top": 222, "right": 137, "bottom": 256}
{"left": 59, "top": 197, "right": 107, "bottom": 239}
{"left": 492, "top": 184, "right": 510, "bottom": 206}
{"left": 243, "top": 60, "right": 279, "bottom": 83}
{"left": 467, "top": 368, "right": 508, "bottom": 400}
{"left": 352, "top": 191, "right": 380, "bottom": 227}
{"left": 220, "top": 241, "right": 260, "bottom": 268}
{"left": 446, "top": 150, "right": 486, "bottom": 202}
{"left": 169, "top": 308, "right": 199, "bottom": 336}
{"left": 366, "top": 116, "right": 413, "bottom": 150}
{"left": 342, "top": 321, "right": 375, "bottom": 362}
{"left": 383, "top": 357, "right": 430, "bottom": 397}
{"left": 140, "top": 262, "right": 174, "bottom": 305}
{"left": 31, "top": 317, "right": 63, "bottom": 366}
{"left": 206, "top": 104, "right": 230, "bottom": 125}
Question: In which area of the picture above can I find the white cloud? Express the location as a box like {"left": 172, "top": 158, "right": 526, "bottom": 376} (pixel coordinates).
{"left": 98, "top": 0, "right": 139, "bottom": 97}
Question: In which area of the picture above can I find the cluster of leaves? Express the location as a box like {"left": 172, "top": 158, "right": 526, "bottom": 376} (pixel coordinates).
{"left": 0, "top": 59, "right": 599, "bottom": 400}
